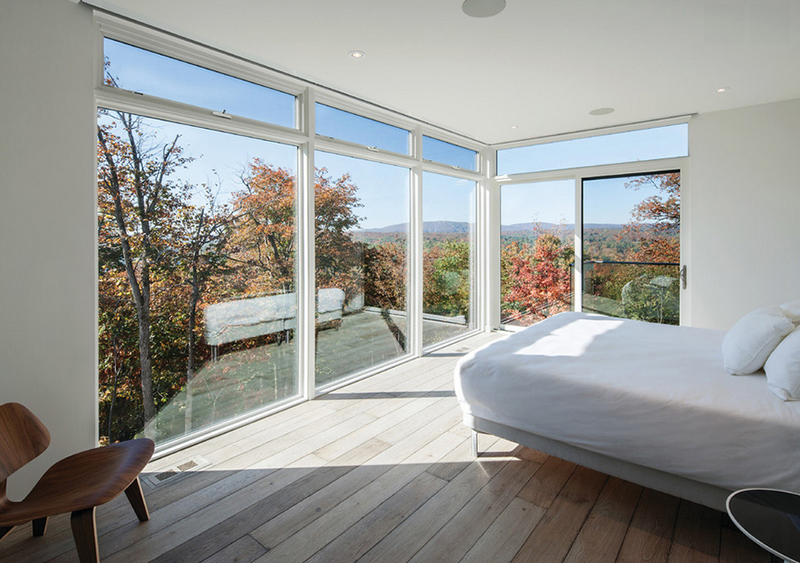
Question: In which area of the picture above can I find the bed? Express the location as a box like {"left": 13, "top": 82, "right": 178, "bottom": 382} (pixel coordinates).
{"left": 454, "top": 311, "right": 800, "bottom": 511}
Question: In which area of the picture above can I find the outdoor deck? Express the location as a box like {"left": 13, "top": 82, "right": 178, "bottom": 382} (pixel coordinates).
{"left": 147, "top": 309, "right": 471, "bottom": 443}
{"left": 1, "top": 332, "right": 774, "bottom": 562}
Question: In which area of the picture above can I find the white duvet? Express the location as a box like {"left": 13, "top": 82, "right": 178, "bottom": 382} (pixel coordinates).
{"left": 455, "top": 312, "right": 800, "bottom": 492}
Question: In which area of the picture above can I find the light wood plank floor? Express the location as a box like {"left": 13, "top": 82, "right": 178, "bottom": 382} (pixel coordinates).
{"left": 0, "top": 332, "right": 778, "bottom": 562}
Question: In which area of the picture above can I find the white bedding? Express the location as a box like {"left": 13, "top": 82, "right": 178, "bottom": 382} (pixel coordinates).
{"left": 455, "top": 312, "right": 800, "bottom": 492}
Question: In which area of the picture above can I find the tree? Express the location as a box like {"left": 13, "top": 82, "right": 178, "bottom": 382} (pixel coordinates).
{"left": 97, "top": 110, "right": 192, "bottom": 427}
{"left": 230, "top": 162, "right": 364, "bottom": 302}
{"left": 501, "top": 230, "right": 573, "bottom": 324}
{"left": 423, "top": 239, "right": 470, "bottom": 317}
{"left": 364, "top": 239, "right": 407, "bottom": 310}
{"left": 611, "top": 172, "right": 681, "bottom": 323}
{"left": 229, "top": 160, "right": 298, "bottom": 294}
{"left": 621, "top": 172, "right": 680, "bottom": 264}
{"left": 173, "top": 185, "right": 232, "bottom": 384}
{"left": 314, "top": 168, "right": 364, "bottom": 305}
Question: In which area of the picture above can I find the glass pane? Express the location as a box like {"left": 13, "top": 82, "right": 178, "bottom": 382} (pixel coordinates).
{"left": 423, "top": 136, "right": 477, "bottom": 171}
{"left": 498, "top": 123, "right": 688, "bottom": 175}
{"left": 582, "top": 172, "right": 681, "bottom": 324}
{"left": 423, "top": 173, "right": 476, "bottom": 347}
{"left": 103, "top": 38, "right": 295, "bottom": 128}
{"left": 314, "top": 152, "right": 410, "bottom": 386}
{"left": 501, "top": 180, "right": 575, "bottom": 326}
{"left": 315, "top": 104, "right": 410, "bottom": 154}
{"left": 97, "top": 109, "right": 297, "bottom": 446}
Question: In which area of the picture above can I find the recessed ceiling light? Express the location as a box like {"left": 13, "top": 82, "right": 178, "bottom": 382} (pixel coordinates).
{"left": 349, "top": 51, "right": 365, "bottom": 59}
{"left": 716, "top": 87, "right": 730, "bottom": 93}
{"left": 462, "top": 0, "right": 506, "bottom": 18}
{"left": 510, "top": 125, "right": 518, "bottom": 129}
{"left": 589, "top": 107, "right": 615, "bottom": 116}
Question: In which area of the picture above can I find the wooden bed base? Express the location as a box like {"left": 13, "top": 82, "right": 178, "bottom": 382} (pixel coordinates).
{"left": 466, "top": 415, "right": 731, "bottom": 512}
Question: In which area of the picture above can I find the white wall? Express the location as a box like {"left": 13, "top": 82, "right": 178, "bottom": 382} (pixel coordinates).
{"left": 0, "top": 0, "right": 97, "bottom": 497}
{"left": 690, "top": 98, "right": 800, "bottom": 330}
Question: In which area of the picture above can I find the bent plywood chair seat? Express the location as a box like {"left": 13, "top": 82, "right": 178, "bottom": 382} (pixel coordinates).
{"left": 0, "top": 402, "right": 154, "bottom": 562}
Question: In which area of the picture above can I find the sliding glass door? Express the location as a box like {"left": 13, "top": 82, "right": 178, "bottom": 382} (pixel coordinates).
{"left": 582, "top": 172, "right": 681, "bottom": 324}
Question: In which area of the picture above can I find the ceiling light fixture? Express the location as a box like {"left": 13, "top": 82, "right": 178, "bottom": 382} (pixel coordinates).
{"left": 589, "top": 107, "right": 615, "bottom": 116}
{"left": 462, "top": 0, "right": 506, "bottom": 18}
{"left": 349, "top": 50, "right": 365, "bottom": 59}
{"left": 510, "top": 125, "right": 518, "bottom": 129}
{"left": 716, "top": 87, "right": 730, "bottom": 93}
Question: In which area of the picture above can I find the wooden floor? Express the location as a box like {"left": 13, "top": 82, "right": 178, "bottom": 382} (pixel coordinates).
{"left": 0, "top": 332, "right": 778, "bottom": 562}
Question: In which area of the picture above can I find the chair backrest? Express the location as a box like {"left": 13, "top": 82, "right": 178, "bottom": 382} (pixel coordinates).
{"left": 0, "top": 403, "right": 50, "bottom": 483}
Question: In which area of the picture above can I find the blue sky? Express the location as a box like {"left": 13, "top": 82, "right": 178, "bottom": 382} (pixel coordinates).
{"left": 98, "top": 111, "right": 296, "bottom": 208}
{"left": 423, "top": 172, "right": 476, "bottom": 226}
{"left": 498, "top": 124, "right": 688, "bottom": 176}
{"left": 501, "top": 180, "right": 574, "bottom": 226}
{"left": 104, "top": 39, "right": 294, "bottom": 127}
{"left": 315, "top": 151, "right": 408, "bottom": 230}
{"left": 501, "top": 176, "right": 672, "bottom": 226}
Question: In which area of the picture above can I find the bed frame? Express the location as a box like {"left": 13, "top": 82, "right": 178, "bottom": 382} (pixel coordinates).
{"left": 466, "top": 414, "right": 732, "bottom": 511}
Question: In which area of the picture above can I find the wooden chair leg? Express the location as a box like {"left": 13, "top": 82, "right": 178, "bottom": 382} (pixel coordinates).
{"left": 124, "top": 476, "right": 150, "bottom": 522}
{"left": 0, "top": 526, "right": 14, "bottom": 542}
{"left": 70, "top": 507, "right": 99, "bottom": 563}
{"left": 32, "top": 517, "right": 48, "bottom": 536}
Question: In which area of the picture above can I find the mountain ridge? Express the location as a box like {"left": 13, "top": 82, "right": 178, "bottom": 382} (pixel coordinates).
{"left": 358, "top": 220, "right": 624, "bottom": 233}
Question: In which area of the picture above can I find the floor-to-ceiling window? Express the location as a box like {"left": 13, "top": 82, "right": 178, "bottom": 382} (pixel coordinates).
{"left": 499, "top": 180, "right": 574, "bottom": 326}
{"left": 422, "top": 172, "right": 476, "bottom": 346}
{"left": 313, "top": 151, "right": 410, "bottom": 388}
{"left": 98, "top": 109, "right": 299, "bottom": 445}
{"left": 96, "top": 21, "right": 483, "bottom": 450}
{"left": 98, "top": 36, "right": 303, "bottom": 445}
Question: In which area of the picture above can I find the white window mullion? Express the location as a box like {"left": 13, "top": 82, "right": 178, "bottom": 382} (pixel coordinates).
{"left": 298, "top": 87, "right": 316, "bottom": 400}
{"left": 574, "top": 175, "right": 584, "bottom": 313}
{"left": 408, "top": 128, "right": 424, "bottom": 357}
{"left": 480, "top": 146, "right": 499, "bottom": 331}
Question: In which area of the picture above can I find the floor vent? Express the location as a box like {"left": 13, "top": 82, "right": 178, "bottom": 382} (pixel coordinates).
{"left": 141, "top": 455, "right": 211, "bottom": 487}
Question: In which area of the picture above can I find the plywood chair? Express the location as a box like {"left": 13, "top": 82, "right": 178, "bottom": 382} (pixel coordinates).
{"left": 0, "top": 402, "right": 154, "bottom": 562}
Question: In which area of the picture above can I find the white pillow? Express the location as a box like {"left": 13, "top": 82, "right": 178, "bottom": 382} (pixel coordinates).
{"left": 780, "top": 300, "right": 800, "bottom": 325}
{"left": 721, "top": 305, "right": 794, "bottom": 375}
{"left": 765, "top": 327, "right": 800, "bottom": 401}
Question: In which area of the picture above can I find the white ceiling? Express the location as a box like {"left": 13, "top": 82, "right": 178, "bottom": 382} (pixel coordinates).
{"left": 87, "top": 0, "right": 800, "bottom": 145}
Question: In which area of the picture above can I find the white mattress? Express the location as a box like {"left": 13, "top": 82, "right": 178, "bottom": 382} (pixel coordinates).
{"left": 455, "top": 312, "right": 800, "bottom": 492}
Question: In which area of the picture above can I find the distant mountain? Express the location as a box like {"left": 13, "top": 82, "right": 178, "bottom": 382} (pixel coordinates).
{"left": 362, "top": 221, "right": 471, "bottom": 234}
{"left": 359, "top": 220, "right": 624, "bottom": 234}
{"left": 502, "top": 222, "right": 623, "bottom": 232}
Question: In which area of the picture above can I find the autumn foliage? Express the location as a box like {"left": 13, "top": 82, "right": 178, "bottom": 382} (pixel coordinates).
{"left": 500, "top": 172, "right": 680, "bottom": 326}
{"left": 97, "top": 112, "right": 381, "bottom": 442}
{"left": 501, "top": 230, "right": 573, "bottom": 325}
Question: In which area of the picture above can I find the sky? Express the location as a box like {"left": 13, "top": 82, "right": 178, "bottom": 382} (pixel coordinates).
{"left": 501, "top": 176, "right": 673, "bottom": 226}
{"left": 498, "top": 123, "right": 688, "bottom": 176}
{"left": 103, "top": 38, "right": 680, "bottom": 230}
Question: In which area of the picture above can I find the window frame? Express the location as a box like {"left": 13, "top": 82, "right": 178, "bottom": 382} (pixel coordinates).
{"left": 422, "top": 135, "right": 479, "bottom": 172}
{"left": 490, "top": 154, "right": 690, "bottom": 332}
{"left": 95, "top": 12, "right": 485, "bottom": 457}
